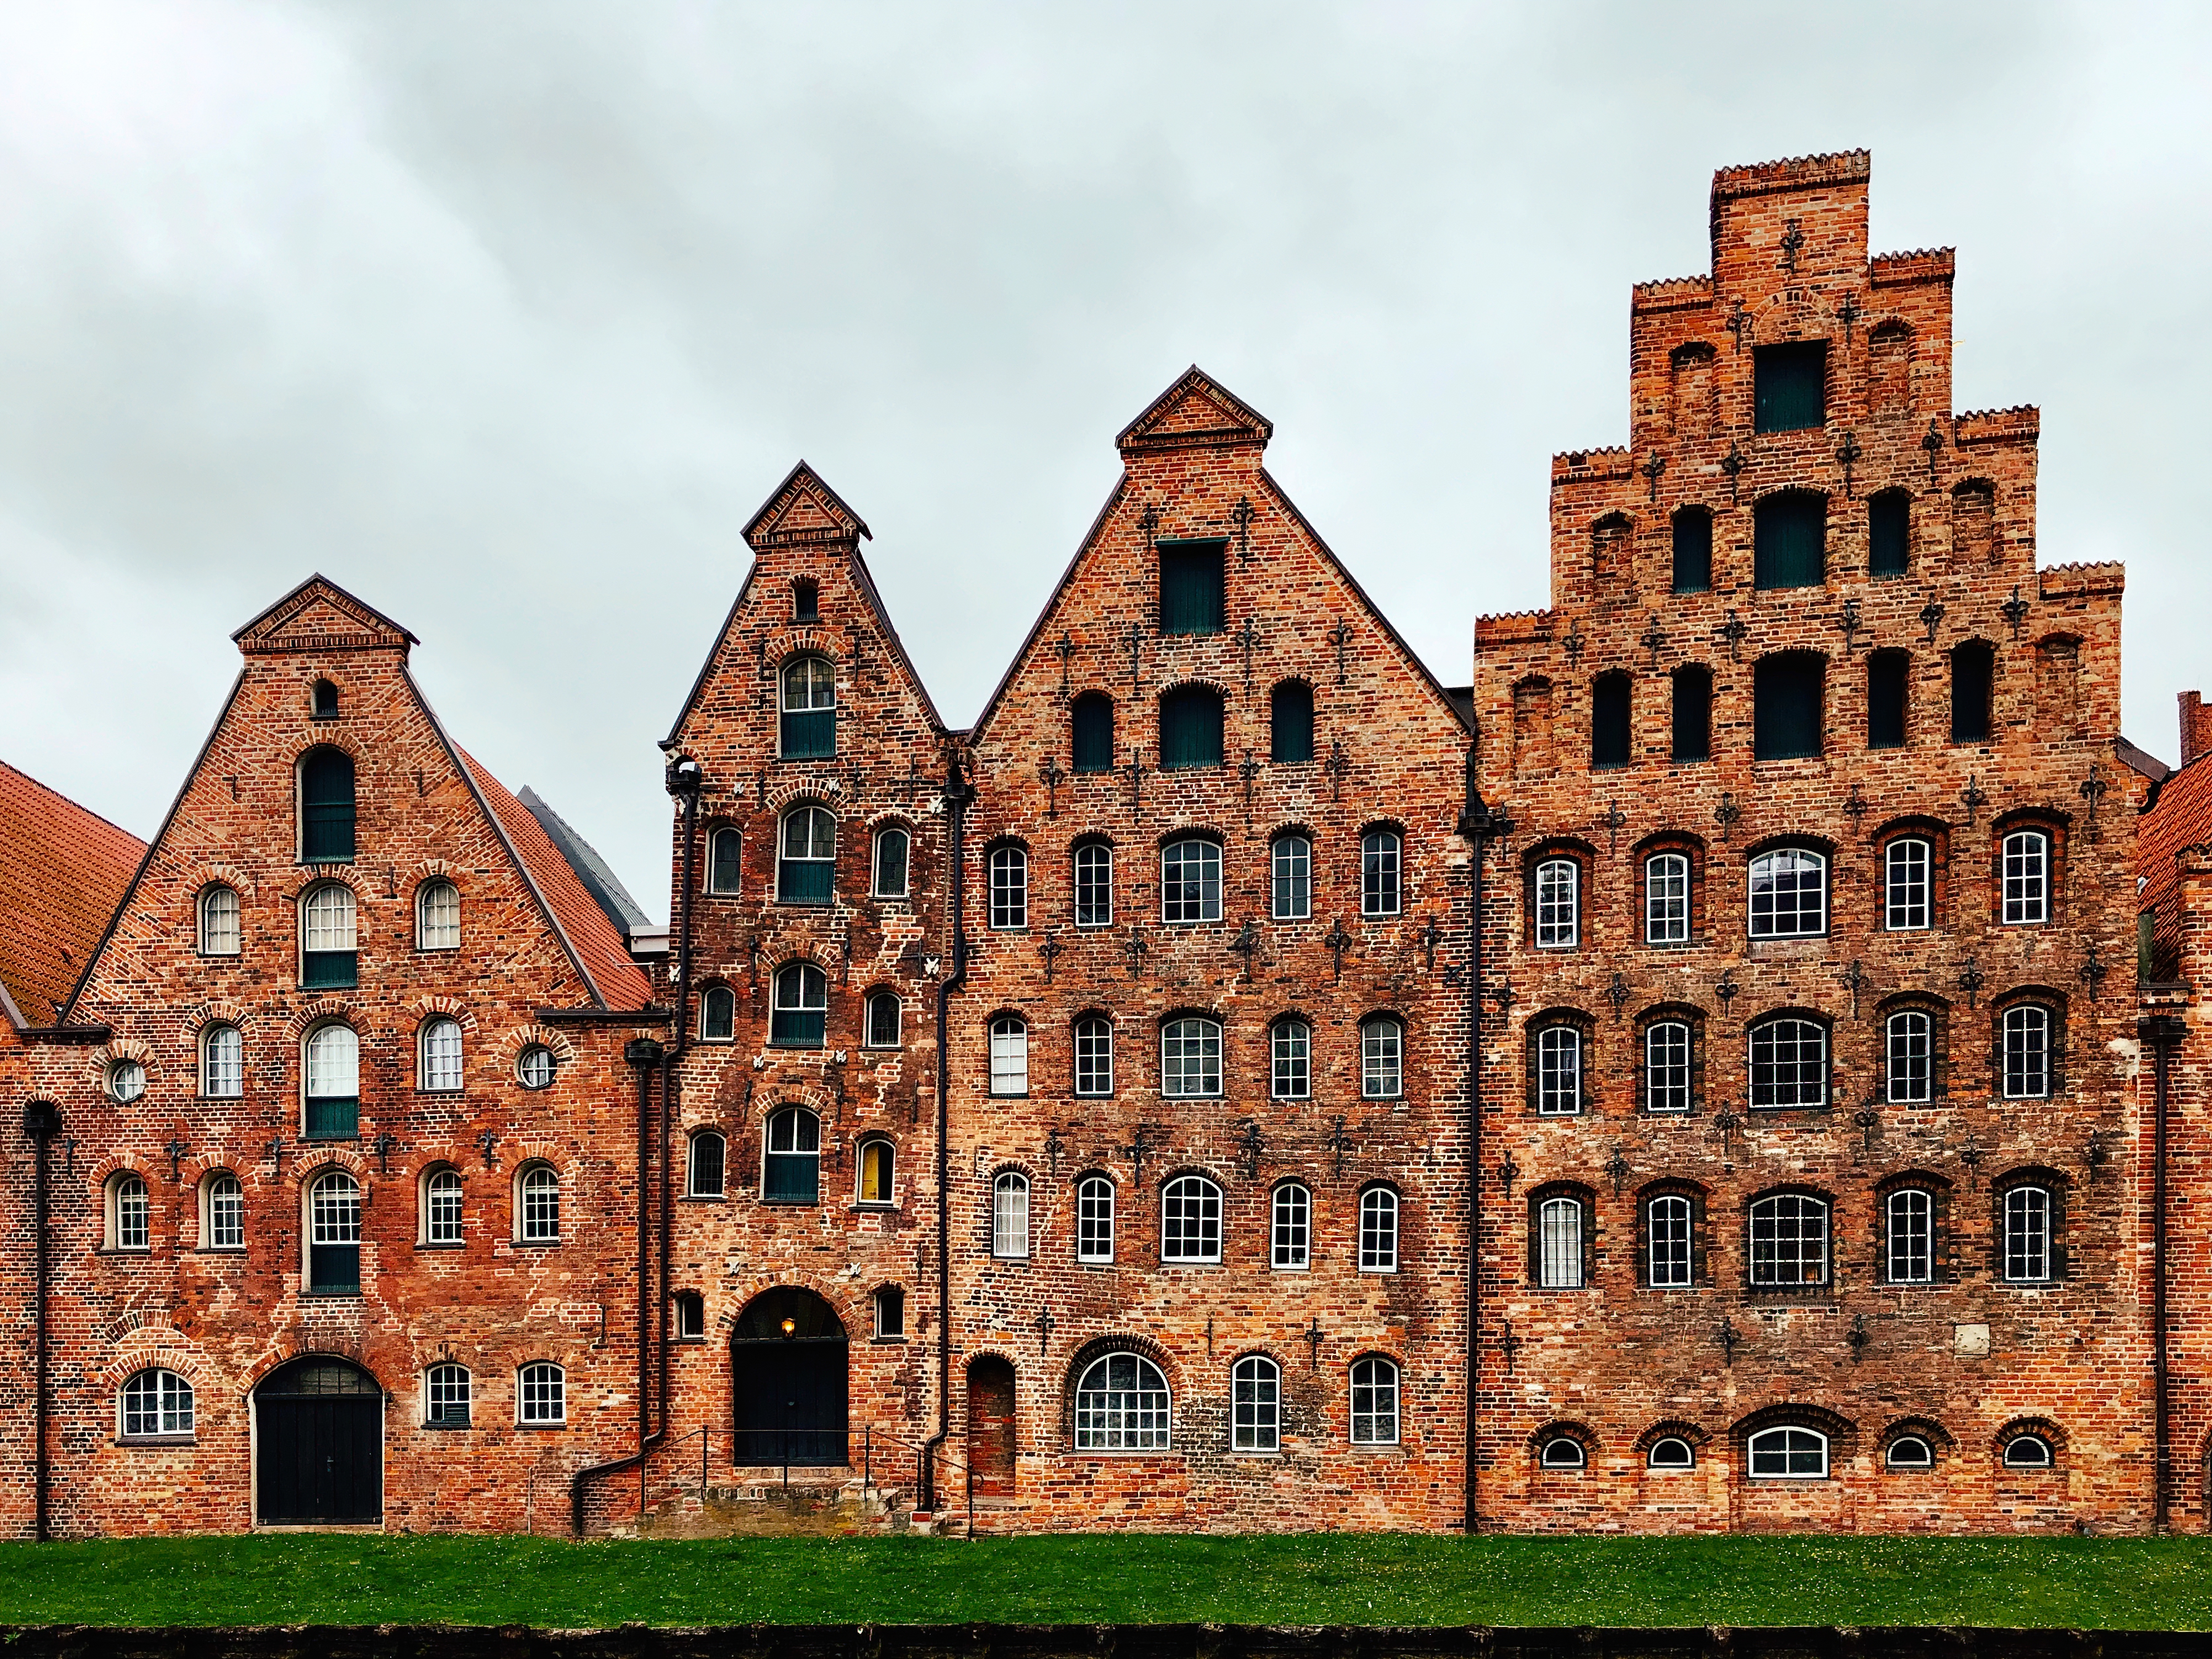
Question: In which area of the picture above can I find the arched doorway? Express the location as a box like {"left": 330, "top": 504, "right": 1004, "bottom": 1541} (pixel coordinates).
{"left": 967, "top": 1356, "right": 1017, "bottom": 1497}
{"left": 254, "top": 1356, "right": 382, "bottom": 1524}
{"left": 731, "top": 1288, "right": 848, "bottom": 1467}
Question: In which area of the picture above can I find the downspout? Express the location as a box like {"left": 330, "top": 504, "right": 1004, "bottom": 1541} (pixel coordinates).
{"left": 921, "top": 747, "right": 975, "bottom": 1513}
{"left": 22, "top": 1100, "right": 60, "bottom": 1541}
{"left": 1454, "top": 745, "right": 1507, "bottom": 1535}
{"left": 2141, "top": 1011, "right": 2183, "bottom": 1531}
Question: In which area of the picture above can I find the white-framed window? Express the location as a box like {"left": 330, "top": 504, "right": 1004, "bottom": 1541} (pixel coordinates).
{"left": 425, "top": 1362, "right": 471, "bottom": 1427}
{"left": 1533, "top": 858, "right": 1579, "bottom": 948}
{"left": 1748, "top": 847, "right": 1827, "bottom": 938}
{"left": 2001, "top": 829, "right": 2050, "bottom": 925}
{"left": 202, "top": 1171, "right": 244, "bottom": 1251}
{"left": 1073, "top": 841, "right": 1113, "bottom": 927}
{"left": 1076, "top": 1174, "right": 1115, "bottom": 1263}
{"left": 416, "top": 879, "right": 461, "bottom": 949}
{"left": 517, "top": 1164, "right": 560, "bottom": 1243}
{"left": 1161, "top": 837, "right": 1223, "bottom": 924}
{"left": 1231, "top": 1354, "right": 1282, "bottom": 1452}
{"left": 1073, "top": 1353, "right": 1169, "bottom": 1451}
{"left": 988, "top": 844, "right": 1029, "bottom": 929}
{"left": 517, "top": 1361, "right": 566, "bottom": 1426}
{"left": 689, "top": 1129, "right": 727, "bottom": 1197}
{"left": 1349, "top": 1356, "right": 1399, "bottom": 1445}
{"left": 763, "top": 1107, "right": 821, "bottom": 1202}
{"left": 1073, "top": 1014, "right": 1114, "bottom": 1097}
{"left": 1161, "top": 1174, "right": 1223, "bottom": 1263}
{"left": 1161, "top": 1015, "right": 1223, "bottom": 1098}
{"left": 1645, "top": 851, "right": 1690, "bottom": 944}
{"left": 303, "top": 1020, "right": 360, "bottom": 1139}
{"left": 1537, "top": 1195, "right": 1583, "bottom": 1288}
{"left": 2001, "top": 1004, "right": 2054, "bottom": 1099}
{"left": 1271, "top": 1018, "right": 1311, "bottom": 1100}
{"left": 1361, "top": 829, "right": 1403, "bottom": 917}
{"left": 1885, "top": 837, "right": 1931, "bottom": 930}
{"left": 1648, "top": 1436, "right": 1695, "bottom": 1470}
{"left": 1885, "top": 1187, "right": 1933, "bottom": 1284}
{"left": 424, "top": 1167, "right": 464, "bottom": 1244}
{"left": 108, "top": 1058, "right": 145, "bottom": 1104}
{"left": 779, "top": 655, "right": 837, "bottom": 758}
{"left": 1644, "top": 1020, "right": 1692, "bottom": 1113}
{"left": 991, "top": 1171, "right": 1031, "bottom": 1258}
{"left": 872, "top": 826, "right": 909, "bottom": 898}
{"left": 1535, "top": 1023, "right": 1583, "bottom": 1115}
{"left": 2002, "top": 1186, "right": 2054, "bottom": 1283}
{"left": 1647, "top": 1194, "right": 1692, "bottom": 1287}
{"left": 307, "top": 1168, "right": 361, "bottom": 1294}
{"left": 771, "top": 961, "right": 829, "bottom": 1047}
{"left": 872, "top": 1286, "right": 904, "bottom": 1339}
{"left": 708, "top": 826, "right": 742, "bottom": 895}
{"left": 1749, "top": 1193, "right": 1830, "bottom": 1287}
{"left": 1271, "top": 1182, "right": 1311, "bottom": 1271}
{"left": 1747, "top": 1424, "right": 1829, "bottom": 1478}
{"left": 1749, "top": 1016, "right": 1827, "bottom": 1109}
{"left": 701, "top": 985, "right": 737, "bottom": 1043}
{"left": 1361, "top": 1016, "right": 1404, "bottom": 1099}
{"left": 1886, "top": 1009, "right": 1933, "bottom": 1103}
{"left": 301, "top": 881, "right": 358, "bottom": 956}
{"left": 2003, "top": 1432, "right": 2054, "bottom": 1469}
{"left": 120, "top": 1369, "right": 195, "bottom": 1439}
{"left": 1885, "top": 1435, "right": 1935, "bottom": 1470}
{"left": 517, "top": 1043, "right": 557, "bottom": 1089}
{"left": 865, "top": 990, "right": 902, "bottom": 1049}
{"left": 989, "top": 1015, "right": 1029, "bottom": 1096}
{"left": 1539, "top": 1437, "right": 1586, "bottom": 1470}
{"left": 107, "top": 1172, "right": 150, "bottom": 1252}
{"left": 1358, "top": 1187, "right": 1398, "bottom": 1272}
{"left": 200, "top": 1023, "right": 244, "bottom": 1099}
{"left": 858, "top": 1139, "right": 896, "bottom": 1204}
{"left": 198, "top": 885, "right": 241, "bottom": 956}
{"left": 419, "top": 1017, "right": 464, "bottom": 1093}
{"left": 776, "top": 805, "right": 837, "bottom": 904}
{"left": 1272, "top": 834, "right": 1312, "bottom": 920}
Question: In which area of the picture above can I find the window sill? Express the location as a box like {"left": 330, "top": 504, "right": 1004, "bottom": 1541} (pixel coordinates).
{"left": 872, "top": 1335, "right": 908, "bottom": 1345}
{"left": 512, "top": 1239, "right": 562, "bottom": 1249}
{"left": 416, "top": 1242, "right": 465, "bottom": 1251}
{"left": 197, "top": 1247, "right": 247, "bottom": 1256}
{"left": 516, "top": 1422, "right": 568, "bottom": 1432}
{"left": 117, "top": 1436, "right": 197, "bottom": 1448}
{"left": 758, "top": 1198, "right": 820, "bottom": 1208}
{"left": 423, "top": 1420, "right": 473, "bottom": 1431}
{"left": 416, "top": 1089, "right": 464, "bottom": 1098}
{"left": 675, "top": 1336, "right": 707, "bottom": 1346}
{"left": 301, "top": 1132, "right": 360, "bottom": 1144}
{"left": 768, "top": 1041, "right": 827, "bottom": 1051}
{"left": 97, "top": 1248, "right": 153, "bottom": 1258}
{"left": 303, "top": 1288, "right": 362, "bottom": 1299}
{"left": 850, "top": 1202, "right": 898, "bottom": 1213}
{"left": 681, "top": 1194, "right": 729, "bottom": 1204}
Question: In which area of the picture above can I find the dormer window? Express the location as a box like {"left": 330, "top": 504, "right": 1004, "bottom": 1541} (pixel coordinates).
{"left": 311, "top": 679, "right": 339, "bottom": 719}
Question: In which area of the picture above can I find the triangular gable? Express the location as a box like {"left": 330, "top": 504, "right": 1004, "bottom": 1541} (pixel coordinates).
{"left": 1116, "top": 366, "right": 1274, "bottom": 457}
{"left": 743, "top": 461, "right": 872, "bottom": 551}
{"left": 232, "top": 574, "right": 419, "bottom": 656}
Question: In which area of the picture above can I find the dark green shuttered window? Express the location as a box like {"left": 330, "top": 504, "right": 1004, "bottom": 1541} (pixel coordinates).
{"left": 1755, "top": 493, "right": 1827, "bottom": 589}
{"left": 1671, "top": 508, "right": 1713, "bottom": 594}
{"left": 1754, "top": 654, "right": 1825, "bottom": 761}
{"left": 1072, "top": 693, "right": 1115, "bottom": 773}
{"left": 1271, "top": 681, "right": 1314, "bottom": 764}
{"left": 1160, "top": 686, "right": 1225, "bottom": 769}
{"left": 1754, "top": 342, "right": 1827, "bottom": 432}
{"left": 1591, "top": 673, "right": 1631, "bottom": 768}
{"left": 1867, "top": 652, "right": 1909, "bottom": 748}
{"left": 1869, "top": 491, "right": 1911, "bottom": 578}
{"left": 300, "top": 748, "right": 356, "bottom": 864}
{"left": 779, "top": 657, "right": 836, "bottom": 759}
{"left": 1159, "top": 541, "right": 1226, "bottom": 636}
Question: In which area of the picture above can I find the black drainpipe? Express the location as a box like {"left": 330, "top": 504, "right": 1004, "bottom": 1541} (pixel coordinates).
{"left": 921, "top": 747, "right": 975, "bottom": 1514}
{"left": 23, "top": 1100, "right": 60, "bottom": 1541}
{"left": 1454, "top": 745, "right": 1507, "bottom": 1535}
{"left": 2140, "top": 1010, "right": 2183, "bottom": 1531}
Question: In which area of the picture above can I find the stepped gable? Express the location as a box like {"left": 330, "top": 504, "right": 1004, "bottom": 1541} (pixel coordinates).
{"left": 0, "top": 760, "right": 145, "bottom": 1028}
{"left": 1115, "top": 364, "right": 1274, "bottom": 456}
{"left": 231, "top": 573, "right": 417, "bottom": 656}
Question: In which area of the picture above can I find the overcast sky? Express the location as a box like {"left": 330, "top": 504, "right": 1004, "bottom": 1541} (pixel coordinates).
{"left": 2, "top": 1, "right": 2206, "bottom": 920}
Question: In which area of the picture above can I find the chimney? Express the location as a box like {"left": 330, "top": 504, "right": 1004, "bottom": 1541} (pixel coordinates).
{"left": 2181, "top": 690, "right": 2212, "bottom": 765}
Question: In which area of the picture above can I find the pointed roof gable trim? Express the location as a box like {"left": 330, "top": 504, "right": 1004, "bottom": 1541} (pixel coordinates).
{"left": 743, "top": 460, "right": 872, "bottom": 550}
{"left": 1116, "top": 366, "right": 1274, "bottom": 457}
{"left": 232, "top": 574, "right": 419, "bottom": 656}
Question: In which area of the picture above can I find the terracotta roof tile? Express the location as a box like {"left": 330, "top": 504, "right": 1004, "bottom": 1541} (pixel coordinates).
{"left": 0, "top": 760, "right": 145, "bottom": 1027}
{"left": 2138, "top": 753, "right": 2212, "bottom": 977}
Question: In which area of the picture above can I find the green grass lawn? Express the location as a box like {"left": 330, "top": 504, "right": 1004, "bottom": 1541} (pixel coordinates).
{"left": 0, "top": 1534, "right": 2208, "bottom": 1630}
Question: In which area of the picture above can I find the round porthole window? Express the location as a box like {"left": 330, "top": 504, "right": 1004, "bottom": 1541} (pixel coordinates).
{"left": 109, "top": 1059, "right": 145, "bottom": 1104}
{"left": 516, "top": 1044, "right": 556, "bottom": 1090}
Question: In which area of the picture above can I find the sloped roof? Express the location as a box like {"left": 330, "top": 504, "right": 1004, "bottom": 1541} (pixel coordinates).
{"left": 518, "top": 785, "right": 657, "bottom": 940}
{"left": 231, "top": 573, "right": 418, "bottom": 654}
{"left": 0, "top": 759, "right": 146, "bottom": 1028}
{"left": 2138, "top": 746, "right": 2212, "bottom": 978}
{"left": 1116, "top": 365, "right": 1274, "bottom": 456}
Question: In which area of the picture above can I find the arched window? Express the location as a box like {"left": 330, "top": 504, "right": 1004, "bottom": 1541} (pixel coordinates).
{"left": 2001, "top": 827, "right": 2051, "bottom": 925}
{"left": 517, "top": 1043, "right": 557, "bottom": 1089}
{"left": 777, "top": 806, "right": 836, "bottom": 904}
{"left": 307, "top": 1168, "right": 361, "bottom": 1294}
{"left": 1753, "top": 652, "right": 1825, "bottom": 759}
{"left": 771, "top": 962, "right": 828, "bottom": 1047}
{"left": 106, "top": 1172, "right": 149, "bottom": 1252}
{"left": 1649, "top": 1436, "right": 1695, "bottom": 1470}
{"left": 201, "top": 1022, "right": 244, "bottom": 1099}
{"left": 425, "top": 1363, "right": 472, "bottom": 1427}
{"left": 1539, "top": 1436, "right": 1586, "bottom": 1470}
{"left": 1072, "top": 692, "right": 1115, "bottom": 773}
{"left": 2002, "top": 1185, "right": 2055, "bottom": 1283}
{"left": 1753, "top": 490, "right": 1827, "bottom": 588}
{"left": 1591, "top": 671, "right": 1631, "bottom": 768}
{"left": 701, "top": 984, "right": 737, "bottom": 1042}
{"left": 198, "top": 885, "right": 241, "bottom": 956}
{"left": 517, "top": 1165, "right": 560, "bottom": 1243}
{"left": 1161, "top": 836, "right": 1222, "bottom": 924}
{"left": 872, "top": 1286, "right": 904, "bottom": 1339}
{"left": 424, "top": 1167, "right": 464, "bottom": 1245}
{"left": 1362, "top": 828, "right": 1403, "bottom": 917}
{"left": 1074, "top": 840, "right": 1113, "bottom": 927}
{"left": 517, "top": 1361, "right": 566, "bottom": 1426}
{"left": 1747, "top": 1424, "right": 1829, "bottom": 1479}
{"left": 779, "top": 655, "right": 837, "bottom": 758}
{"left": 1749, "top": 1193, "right": 1830, "bottom": 1286}
{"left": 1077, "top": 1174, "right": 1116, "bottom": 1263}
{"left": 689, "top": 1130, "right": 727, "bottom": 1198}
{"left": 708, "top": 827, "right": 743, "bottom": 895}
{"left": 1885, "top": 1187, "right": 1934, "bottom": 1284}
{"left": 303, "top": 1022, "right": 359, "bottom": 1138}
{"left": 1885, "top": 1434, "right": 1934, "bottom": 1470}
{"left": 1644, "top": 1019, "right": 1692, "bottom": 1113}
{"left": 1349, "top": 1357, "right": 1400, "bottom": 1445}
{"left": 1670, "top": 665, "right": 1712, "bottom": 762}
{"left": 1886, "top": 1009, "right": 1934, "bottom": 1103}
{"left": 992, "top": 1171, "right": 1031, "bottom": 1258}
{"left": 1159, "top": 685, "right": 1224, "bottom": 769}
{"left": 310, "top": 678, "right": 339, "bottom": 719}
{"left": 1646, "top": 1193, "right": 1694, "bottom": 1287}
{"left": 864, "top": 989, "right": 902, "bottom": 1049}
{"left": 988, "top": 843, "right": 1030, "bottom": 929}
{"left": 1671, "top": 506, "right": 1713, "bottom": 593}
{"left": 1644, "top": 850, "right": 1690, "bottom": 944}
{"left": 989, "top": 1015, "right": 1029, "bottom": 1096}
{"left": 1750, "top": 1016, "right": 1827, "bottom": 1109}
{"left": 1271, "top": 833, "right": 1312, "bottom": 920}
{"left": 763, "top": 1108, "right": 821, "bottom": 1203}
{"left": 859, "top": 1139, "right": 895, "bottom": 1205}
{"left": 1536, "top": 1195, "right": 1584, "bottom": 1288}
{"left": 1271, "top": 1181, "right": 1311, "bottom": 1270}
{"left": 1867, "top": 648, "right": 1909, "bottom": 749}
{"left": 1361, "top": 1016, "right": 1403, "bottom": 1099}
{"left": 1358, "top": 1187, "right": 1399, "bottom": 1273}
{"left": 1884, "top": 836, "right": 1932, "bottom": 929}
{"left": 202, "top": 1171, "right": 244, "bottom": 1251}
{"left": 300, "top": 747, "right": 356, "bottom": 863}
{"left": 419, "top": 1017, "right": 464, "bottom": 1093}
{"left": 872, "top": 826, "right": 909, "bottom": 898}
{"left": 1073, "top": 1353, "right": 1169, "bottom": 1450}
{"left": 300, "top": 882, "right": 358, "bottom": 989}
{"left": 416, "top": 879, "right": 461, "bottom": 949}
{"left": 2003, "top": 1432, "right": 2054, "bottom": 1469}
{"left": 1532, "top": 1022, "right": 1583, "bottom": 1116}
{"left": 1161, "top": 1174, "right": 1223, "bottom": 1263}
{"left": 108, "top": 1057, "right": 145, "bottom": 1103}
{"left": 2001, "top": 1004, "right": 2054, "bottom": 1099}
{"left": 1232, "top": 1354, "right": 1282, "bottom": 1452}
{"left": 1271, "top": 1017, "right": 1311, "bottom": 1100}
{"left": 1160, "top": 1015, "right": 1223, "bottom": 1099}
{"left": 1748, "top": 847, "right": 1827, "bottom": 937}
{"left": 1754, "top": 342, "right": 1827, "bottom": 432}
{"left": 1073, "top": 1014, "right": 1114, "bottom": 1097}
{"left": 1270, "top": 681, "right": 1314, "bottom": 764}
{"left": 1950, "top": 640, "right": 1994, "bottom": 743}
{"left": 1868, "top": 488, "right": 1911, "bottom": 578}
{"left": 1533, "top": 857, "right": 1579, "bottom": 948}
{"left": 120, "top": 1369, "right": 195, "bottom": 1440}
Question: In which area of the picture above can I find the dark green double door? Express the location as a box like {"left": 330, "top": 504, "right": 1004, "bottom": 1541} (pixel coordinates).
{"left": 255, "top": 1358, "right": 382, "bottom": 1524}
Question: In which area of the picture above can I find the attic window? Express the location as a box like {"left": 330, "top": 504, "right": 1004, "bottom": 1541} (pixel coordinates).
{"left": 793, "top": 579, "right": 820, "bottom": 624}
{"left": 311, "top": 680, "right": 339, "bottom": 719}
{"left": 1754, "top": 342, "right": 1827, "bottom": 433}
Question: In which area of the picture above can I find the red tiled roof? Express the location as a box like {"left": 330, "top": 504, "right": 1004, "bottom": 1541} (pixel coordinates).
{"left": 0, "top": 760, "right": 146, "bottom": 1027}
{"left": 2138, "top": 753, "right": 2212, "bottom": 977}
{"left": 458, "top": 752, "right": 655, "bottom": 1011}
